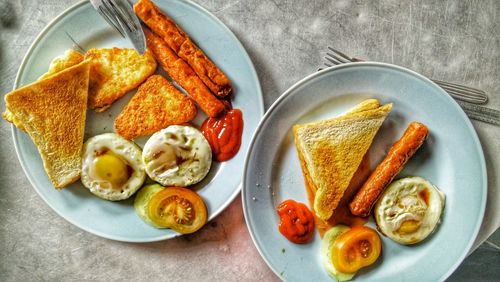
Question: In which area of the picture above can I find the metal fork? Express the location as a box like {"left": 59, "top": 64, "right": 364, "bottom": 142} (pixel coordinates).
{"left": 322, "top": 47, "right": 500, "bottom": 126}
{"left": 323, "top": 47, "right": 488, "bottom": 105}
{"left": 90, "top": 0, "right": 146, "bottom": 54}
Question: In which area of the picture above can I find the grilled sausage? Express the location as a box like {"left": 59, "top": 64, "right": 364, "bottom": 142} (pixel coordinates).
{"left": 134, "top": 0, "right": 232, "bottom": 97}
{"left": 349, "top": 122, "right": 429, "bottom": 217}
{"left": 145, "top": 30, "right": 225, "bottom": 118}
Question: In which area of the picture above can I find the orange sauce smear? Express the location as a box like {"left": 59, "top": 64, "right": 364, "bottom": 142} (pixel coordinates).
{"left": 419, "top": 189, "right": 430, "bottom": 205}
{"left": 201, "top": 109, "right": 244, "bottom": 162}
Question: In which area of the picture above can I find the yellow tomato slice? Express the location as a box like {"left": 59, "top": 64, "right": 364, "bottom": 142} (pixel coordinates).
{"left": 147, "top": 187, "right": 208, "bottom": 234}
{"left": 331, "top": 226, "right": 381, "bottom": 273}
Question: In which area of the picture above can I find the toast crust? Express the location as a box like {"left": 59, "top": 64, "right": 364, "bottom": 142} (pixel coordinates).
{"left": 114, "top": 75, "right": 197, "bottom": 139}
{"left": 293, "top": 100, "right": 392, "bottom": 220}
{"left": 3, "top": 60, "right": 91, "bottom": 188}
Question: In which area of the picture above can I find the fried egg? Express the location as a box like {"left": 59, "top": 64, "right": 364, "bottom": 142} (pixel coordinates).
{"left": 81, "top": 133, "right": 146, "bottom": 201}
{"left": 142, "top": 125, "right": 212, "bottom": 187}
{"left": 374, "top": 176, "right": 445, "bottom": 245}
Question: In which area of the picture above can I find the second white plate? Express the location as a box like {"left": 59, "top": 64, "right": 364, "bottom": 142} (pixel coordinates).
{"left": 243, "top": 63, "right": 486, "bottom": 281}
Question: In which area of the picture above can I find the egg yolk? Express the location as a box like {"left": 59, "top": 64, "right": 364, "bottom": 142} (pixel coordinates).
{"left": 93, "top": 153, "right": 129, "bottom": 187}
{"left": 397, "top": 220, "right": 421, "bottom": 234}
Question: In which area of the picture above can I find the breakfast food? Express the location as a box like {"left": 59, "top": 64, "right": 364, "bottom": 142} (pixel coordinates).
{"left": 320, "top": 225, "right": 355, "bottom": 281}
{"left": 115, "top": 75, "right": 197, "bottom": 140}
{"left": 134, "top": 184, "right": 165, "bottom": 228}
{"left": 134, "top": 184, "right": 208, "bottom": 234}
{"left": 321, "top": 225, "right": 381, "bottom": 281}
{"left": 3, "top": 60, "right": 90, "bottom": 188}
{"left": 142, "top": 125, "right": 212, "bottom": 186}
{"left": 201, "top": 109, "right": 244, "bottom": 161}
{"left": 147, "top": 187, "right": 208, "bottom": 233}
{"left": 81, "top": 133, "right": 146, "bottom": 201}
{"left": 38, "top": 49, "right": 84, "bottom": 80}
{"left": 145, "top": 29, "right": 225, "bottom": 117}
{"left": 374, "top": 177, "right": 445, "bottom": 245}
{"left": 293, "top": 99, "right": 392, "bottom": 221}
{"left": 277, "top": 199, "right": 315, "bottom": 244}
{"left": 276, "top": 98, "right": 445, "bottom": 279}
{"left": 350, "top": 122, "right": 429, "bottom": 217}
{"left": 134, "top": 0, "right": 232, "bottom": 97}
{"left": 2, "top": 0, "right": 245, "bottom": 240}
{"left": 84, "top": 47, "right": 157, "bottom": 112}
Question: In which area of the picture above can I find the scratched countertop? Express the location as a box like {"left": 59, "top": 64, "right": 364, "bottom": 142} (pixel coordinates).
{"left": 0, "top": 0, "right": 499, "bottom": 281}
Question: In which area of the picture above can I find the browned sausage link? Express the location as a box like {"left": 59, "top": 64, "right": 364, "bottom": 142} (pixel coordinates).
{"left": 134, "top": 0, "right": 232, "bottom": 97}
{"left": 145, "top": 30, "right": 225, "bottom": 118}
{"left": 349, "top": 122, "right": 429, "bottom": 217}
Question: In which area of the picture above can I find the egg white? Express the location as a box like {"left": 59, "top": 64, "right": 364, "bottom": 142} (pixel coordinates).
{"left": 142, "top": 125, "right": 212, "bottom": 187}
{"left": 374, "top": 176, "right": 445, "bottom": 245}
{"left": 81, "top": 133, "right": 146, "bottom": 201}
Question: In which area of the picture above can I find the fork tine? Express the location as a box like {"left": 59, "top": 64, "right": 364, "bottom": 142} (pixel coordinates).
{"left": 328, "top": 46, "right": 355, "bottom": 62}
{"left": 104, "top": 0, "right": 137, "bottom": 32}
{"left": 98, "top": 5, "right": 125, "bottom": 37}
{"left": 324, "top": 56, "right": 341, "bottom": 66}
{"left": 325, "top": 53, "right": 349, "bottom": 64}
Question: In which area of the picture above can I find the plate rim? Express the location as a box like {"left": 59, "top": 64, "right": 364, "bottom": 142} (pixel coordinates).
{"left": 242, "top": 62, "right": 487, "bottom": 280}
{"left": 11, "top": 0, "right": 264, "bottom": 242}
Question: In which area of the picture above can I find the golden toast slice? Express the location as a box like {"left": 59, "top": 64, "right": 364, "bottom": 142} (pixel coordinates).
{"left": 115, "top": 75, "right": 197, "bottom": 139}
{"left": 293, "top": 100, "right": 392, "bottom": 220}
{"left": 3, "top": 60, "right": 91, "bottom": 188}
{"left": 3, "top": 49, "right": 85, "bottom": 127}
{"left": 84, "top": 48, "right": 157, "bottom": 112}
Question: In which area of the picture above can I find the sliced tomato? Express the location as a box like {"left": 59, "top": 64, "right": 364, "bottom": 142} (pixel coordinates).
{"left": 331, "top": 226, "right": 381, "bottom": 273}
{"left": 147, "top": 187, "right": 207, "bottom": 234}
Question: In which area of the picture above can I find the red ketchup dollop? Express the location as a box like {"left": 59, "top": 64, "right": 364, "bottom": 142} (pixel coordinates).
{"left": 277, "top": 199, "right": 315, "bottom": 244}
{"left": 201, "top": 109, "right": 243, "bottom": 162}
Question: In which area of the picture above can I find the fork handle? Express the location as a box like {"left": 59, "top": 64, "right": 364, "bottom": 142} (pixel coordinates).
{"left": 432, "top": 79, "right": 488, "bottom": 104}
{"left": 457, "top": 101, "right": 500, "bottom": 126}
{"left": 348, "top": 57, "right": 489, "bottom": 105}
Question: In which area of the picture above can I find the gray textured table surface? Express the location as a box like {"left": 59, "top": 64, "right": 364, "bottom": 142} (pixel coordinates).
{"left": 1, "top": 0, "right": 499, "bottom": 281}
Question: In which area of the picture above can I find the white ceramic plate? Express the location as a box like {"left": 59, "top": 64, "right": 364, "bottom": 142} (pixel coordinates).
{"left": 12, "top": 0, "right": 263, "bottom": 242}
{"left": 243, "top": 63, "right": 486, "bottom": 281}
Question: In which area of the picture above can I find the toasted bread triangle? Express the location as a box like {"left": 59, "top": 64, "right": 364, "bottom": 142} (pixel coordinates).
{"left": 344, "top": 98, "right": 381, "bottom": 115}
{"left": 3, "top": 60, "right": 90, "bottom": 188}
{"left": 293, "top": 100, "right": 392, "bottom": 220}
{"left": 114, "top": 75, "right": 197, "bottom": 139}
